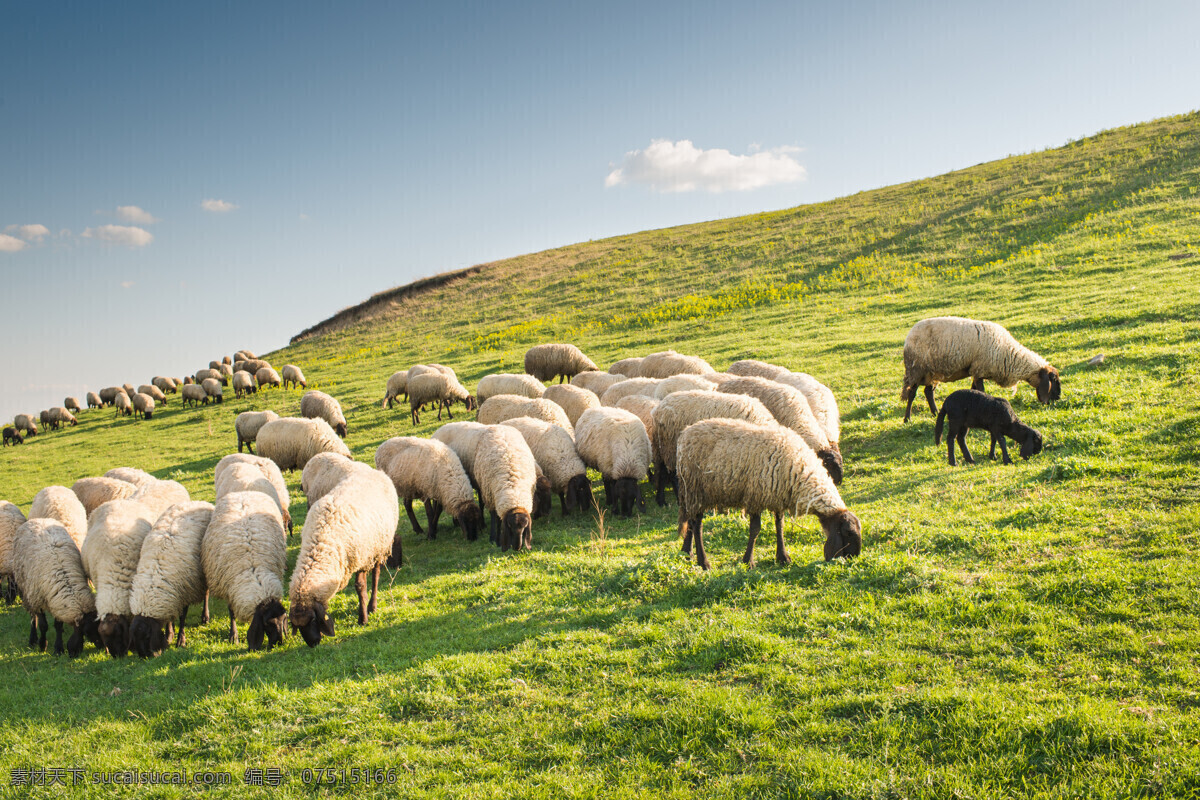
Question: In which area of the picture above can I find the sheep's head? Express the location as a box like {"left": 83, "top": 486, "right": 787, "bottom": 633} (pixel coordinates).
{"left": 1036, "top": 367, "right": 1061, "bottom": 403}
{"left": 564, "top": 473, "right": 593, "bottom": 515}
{"left": 1018, "top": 426, "right": 1043, "bottom": 460}
{"left": 502, "top": 510, "right": 532, "bottom": 552}
{"left": 455, "top": 502, "right": 484, "bottom": 541}
{"left": 291, "top": 601, "right": 335, "bottom": 648}
{"left": 611, "top": 477, "right": 645, "bottom": 518}
{"left": 68, "top": 610, "right": 102, "bottom": 657}
{"left": 334, "top": 422, "right": 348, "bottom": 438}
{"left": 248, "top": 599, "right": 287, "bottom": 651}
{"left": 129, "top": 615, "right": 169, "bottom": 659}
{"left": 531, "top": 475, "right": 554, "bottom": 520}
{"left": 820, "top": 510, "right": 862, "bottom": 561}
{"left": 98, "top": 614, "right": 131, "bottom": 658}
{"left": 818, "top": 448, "right": 844, "bottom": 486}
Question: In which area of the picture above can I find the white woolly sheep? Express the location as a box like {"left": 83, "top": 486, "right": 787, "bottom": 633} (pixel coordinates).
{"left": 381, "top": 370, "right": 409, "bottom": 409}
{"left": 288, "top": 467, "right": 400, "bottom": 646}
{"left": 201, "top": 377, "right": 224, "bottom": 404}
{"left": 195, "top": 368, "right": 224, "bottom": 386}
{"left": 181, "top": 384, "right": 208, "bottom": 407}
{"left": 235, "top": 409, "right": 280, "bottom": 454}
{"left": 132, "top": 393, "right": 156, "bottom": 420}
{"left": 105, "top": 467, "right": 157, "bottom": 487}
{"left": 774, "top": 372, "right": 841, "bottom": 455}
{"left": 128, "top": 501, "right": 214, "bottom": 656}
{"left": 219, "top": 363, "right": 234, "bottom": 381}
{"left": 574, "top": 407, "right": 652, "bottom": 518}
{"left": 901, "top": 316, "right": 1061, "bottom": 422}
{"left": 128, "top": 479, "right": 190, "bottom": 521}
{"left": 31, "top": 486, "right": 88, "bottom": 549}
{"left": 138, "top": 384, "right": 167, "bottom": 405}
{"left": 81, "top": 499, "right": 157, "bottom": 656}
{"left": 676, "top": 419, "right": 862, "bottom": 570}
{"left": 232, "top": 370, "right": 256, "bottom": 398}
{"left": 114, "top": 392, "right": 133, "bottom": 416}
{"left": 242, "top": 358, "right": 272, "bottom": 375}
{"left": 281, "top": 364, "right": 307, "bottom": 389}
{"left": 717, "top": 375, "right": 842, "bottom": 485}
{"left": 256, "top": 366, "right": 282, "bottom": 389}
{"left": 376, "top": 437, "right": 485, "bottom": 540}
{"left": 614, "top": 394, "right": 659, "bottom": 444}
{"left": 477, "top": 373, "right": 546, "bottom": 405}
{"left": 214, "top": 452, "right": 292, "bottom": 534}
{"left": 215, "top": 462, "right": 290, "bottom": 536}
{"left": 499, "top": 417, "right": 592, "bottom": 516}
{"left": 300, "top": 390, "right": 348, "bottom": 438}
{"left": 234, "top": 349, "right": 257, "bottom": 362}
{"left": 608, "top": 357, "right": 644, "bottom": 377}
{"left": 209, "top": 360, "right": 222, "bottom": 370}
{"left": 407, "top": 371, "right": 474, "bottom": 425}
{"left": 654, "top": 374, "right": 717, "bottom": 400}
{"left": 71, "top": 477, "right": 137, "bottom": 517}
{"left": 600, "top": 377, "right": 663, "bottom": 407}
{"left": 473, "top": 425, "right": 538, "bottom": 552}
{"left": 257, "top": 416, "right": 351, "bottom": 472}
{"left": 12, "top": 519, "right": 100, "bottom": 656}
{"left": 727, "top": 359, "right": 789, "bottom": 380}
{"left": 98, "top": 386, "right": 126, "bottom": 407}
{"left": 571, "top": 371, "right": 626, "bottom": 397}
{"left": 13, "top": 413, "right": 38, "bottom": 436}
{"left": 86, "top": 391, "right": 102, "bottom": 409}
{"left": 64, "top": 397, "right": 81, "bottom": 413}
{"left": 202, "top": 491, "right": 289, "bottom": 650}
{"left": 524, "top": 343, "right": 599, "bottom": 383}
{"left": 0, "top": 501, "right": 28, "bottom": 603}
{"left": 543, "top": 384, "right": 601, "bottom": 427}
{"left": 47, "top": 406, "right": 78, "bottom": 429}
{"left": 650, "top": 390, "right": 775, "bottom": 506}
{"left": 477, "top": 394, "right": 575, "bottom": 435}
{"left": 300, "top": 452, "right": 372, "bottom": 506}
{"left": 430, "top": 421, "right": 552, "bottom": 520}
{"left": 152, "top": 376, "right": 177, "bottom": 394}
{"left": 122, "top": 382, "right": 137, "bottom": 398}
{"left": 639, "top": 350, "right": 717, "bottom": 379}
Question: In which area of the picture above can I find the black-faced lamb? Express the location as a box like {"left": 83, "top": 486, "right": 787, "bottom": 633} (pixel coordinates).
{"left": 375, "top": 436, "right": 484, "bottom": 541}
{"left": 430, "top": 421, "right": 552, "bottom": 521}
{"left": 152, "top": 376, "right": 177, "bottom": 394}
{"left": 524, "top": 343, "right": 599, "bottom": 383}
{"left": 300, "top": 390, "right": 348, "bottom": 438}
{"left": 12, "top": 519, "right": 101, "bottom": 656}
{"left": 574, "top": 407, "right": 651, "bottom": 518}
{"left": 934, "top": 389, "right": 1044, "bottom": 466}
{"left": 902, "top": 316, "right": 1062, "bottom": 422}
{"left": 676, "top": 419, "right": 863, "bottom": 570}
{"left": 2, "top": 426, "right": 22, "bottom": 446}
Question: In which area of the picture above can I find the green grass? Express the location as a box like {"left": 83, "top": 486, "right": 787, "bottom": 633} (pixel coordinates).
{"left": 2, "top": 112, "right": 1200, "bottom": 798}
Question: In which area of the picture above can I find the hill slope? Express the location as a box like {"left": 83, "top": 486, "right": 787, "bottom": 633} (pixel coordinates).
{"left": 1, "top": 112, "right": 1199, "bottom": 799}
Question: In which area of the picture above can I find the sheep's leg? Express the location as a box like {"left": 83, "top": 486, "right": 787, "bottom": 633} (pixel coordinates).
{"left": 404, "top": 499, "right": 425, "bottom": 535}
{"left": 411, "top": 408, "right": 419, "bottom": 426}
{"left": 947, "top": 429, "right": 957, "bottom": 466}
{"left": 53, "top": 620, "right": 65, "bottom": 656}
{"left": 603, "top": 478, "right": 616, "bottom": 511}
{"left": 228, "top": 609, "right": 238, "bottom": 644}
{"left": 368, "top": 563, "right": 380, "bottom": 614}
{"left": 425, "top": 500, "right": 442, "bottom": 538}
{"left": 903, "top": 385, "right": 917, "bottom": 422}
{"left": 988, "top": 434, "right": 998, "bottom": 460}
{"left": 445, "top": 400, "right": 454, "bottom": 420}
{"left": 37, "top": 612, "right": 48, "bottom": 651}
{"left": 201, "top": 592, "right": 210, "bottom": 625}
{"left": 559, "top": 492, "right": 569, "bottom": 517}
{"left": 353, "top": 570, "right": 369, "bottom": 624}
{"left": 489, "top": 509, "right": 500, "bottom": 545}
{"left": 176, "top": 611, "right": 187, "bottom": 647}
{"left": 971, "top": 377, "right": 984, "bottom": 392}
{"left": 773, "top": 512, "right": 791, "bottom": 565}
{"left": 28, "top": 615, "right": 39, "bottom": 649}
{"left": 238, "top": 436, "right": 244, "bottom": 453}
{"left": 997, "top": 436, "right": 1012, "bottom": 465}
{"left": 742, "top": 512, "right": 761, "bottom": 566}
{"left": 436, "top": 400, "right": 444, "bottom": 421}
{"left": 166, "top": 620, "right": 174, "bottom": 643}
{"left": 654, "top": 459, "right": 668, "bottom": 506}
{"left": 693, "top": 518, "right": 712, "bottom": 571}
{"left": 924, "top": 385, "right": 937, "bottom": 416}
{"left": 956, "top": 428, "right": 975, "bottom": 464}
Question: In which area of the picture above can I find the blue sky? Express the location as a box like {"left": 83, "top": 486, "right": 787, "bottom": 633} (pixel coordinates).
{"left": 2, "top": 0, "right": 1198, "bottom": 422}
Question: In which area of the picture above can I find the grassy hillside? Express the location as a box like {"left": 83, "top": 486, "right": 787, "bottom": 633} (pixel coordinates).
{"left": 1, "top": 112, "right": 1199, "bottom": 798}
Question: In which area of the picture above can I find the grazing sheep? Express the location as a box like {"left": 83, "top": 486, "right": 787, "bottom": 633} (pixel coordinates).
{"left": 13, "top": 413, "right": 38, "bottom": 436}
{"left": 654, "top": 374, "right": 717, "bottom": 400}
{"left": 608, "top": 357, "right": 644, "bottom": 377}
{"left": 138, "top": 384, "right": 167, "bottom": 405}
{"left": 214, "top": 453, "right": 293, "bottom": 534}
{"left": 152, "top": 376, "right": 177, "bottom": 394}
{"left": 574, "top": 407, "right": 652, "bottom": 518}
{"left": 639, "top": 351, "right": 717, "bottom": 379}
{"left": 195, "top": 368, "right": 224, "bottom": 386}
{"left": 300, "top": 452, "right": 370, "bottom": 506}
{"left": 543, "top": 384, "right": 601, "bottom": 427}
{"left": 122, "top": 383, "right": 137, "bottom": 398}
{"left": 3, "top": 426, "right": 23, "bottom": 446}
{"left": 30, "top": 486, "right": 88, "bottom": 549}
{"left": 114, "top": 392, "right": 133, "bottom": 416}
{"left": 431, "top": 420, "right": 488, "bottom": 480}
{"left": 477, "top": 373, "right": 546, "bottom": 405}
{"left": 281, "top": 364, "right": 307, "bottom": 389}
{"left": 407, "top": 364, "right": 438, "bottom": 380}
{"left": 39, "top": 410, "right": 53, "bottom": 431}
{"left": 499, "top": 417, "right": 591, "bottom": 516}
{"left": 901, "top": 316, "right": 1062, "bottom": 422}
{"left": 235, "top": 409, "right": 280, "bottom": 454}
{"left": 201, "top": 377, "right": 224, "bottom": 404}
{"left": 98, "top": 387, "right": 126, "bottom": 407}
{"left": 774, "top": 372, "right": 842, "bottom": 456}
{"left": 209, "top": 360, "right": 222, "bottom": 370}
{"left": 717, "top": 376, "right": 842, "bottom": 485}
{"left": 128, "top": 479, "right": 190, "bottom": 521}
{"left": 650, "top": 390, "right": 775, "bottom": 506}
{"left": 181, "top": 384, "right": 208, "bottom": 407}
{"left": 81, "top": 499, "right": 157, "bottom": 656}
{"left": 727, "top": 359, "right": 789, "bottom": 380}
{"left": 234, "top": 349, "right": 257, "bottom": 362}
{"left": 215, "top": 462, "right": 291, "bottom": 535}
{"left": 376, "top": 437, "right": 484, "bottom": 541}
{"left": 381, "top": 370, "right": 409, "bottom": 409}
{"left": 242, "top": 359, "right": 272, "bottom": 375}
{"left": 132, "top": 392, "right": 156, "bottom": 420}
{"left": 256, "top": 366, "right": 282, "bottom": 389}
{"left": 935, "top": 389, "right": 1044, "bottom": 466}
{"left": 407, "top": 372, "right": 474, "bottom": 425}
{"left": 232, "top": 370, "right": 256, "bottom": 398}
{"left": 219, "top": 363, "right": 234, "bottom": 381}
{"left": 71, "top": 477, "right": 137, "bottom": 517}
{"left": 600, "top": 378, "right": 663, "bottom": 407}
{"left": 64, "top": 397, "right": 81, "bottom": 413}
{"left": 300, "top": 390, "right": 348, "bottom": 438}
{"left": 288, "top": 467, "right": 400, "bottom": 647}
{"left": 202, "top": 492, "right": 288, "bottom": 650}
{"left": 473, "top": 425, "right": 538, "bottom": 552}
{"left": 223, "top": 356, "right": 232, "bottom": 365}
{"left": 571, "top": 371, "right": 626, "bottom": 397}
{"left": 676, "top": 419, "right": 862, "bottom": 570}
{"left": 477, "top": 395, "right": 575, "bottom": 435}
{"left": 0, "top": 501, "right": 28, "bottom": 603}
{"left": 524, "top": 343, "right": 599, "bottom": 383}
{"left": 86, "top": 391, "right": 102, "bottom": 409}
{"left": 183, "top": 376, "right": 194, "bottom": 385}
{"left": 128, "top": 501, "right": 214, "bottom": 656}
{"left": 614, "top": 394, "right": 659, "bottom": 445}
{"left": 12, "top": 519, "right": 100, "bottom": 656}
{"left": 105, "top": 467, "right": 156, "bottom": 487}
{"left": 256, "top": 416, "right": 351, "bottom": 471}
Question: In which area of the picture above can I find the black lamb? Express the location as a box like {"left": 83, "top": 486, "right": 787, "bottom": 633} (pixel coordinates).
{"left": 2, "top": 427, "right": 22, "bottom": 447}
{"left": 934, "top": 389, "right": 1042, "bottom": 466}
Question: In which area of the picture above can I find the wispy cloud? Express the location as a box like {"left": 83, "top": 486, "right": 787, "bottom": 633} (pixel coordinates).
{"left": 0, "top": 234, "right": 28, "bottom": 253}
{"left": 605, "top": 139, "right": 806, "bottom": 193}
{"left": 120, "top": 280, "right": 135, "bottom": 289}
{"left": 201, "top": 198, "right": 238, "bottom": 213}
{"left": 82, "top": 225, "right": 154, "bottom": 248}
{"left": 5, "top": 223, "right": 50, "bottom": 242}
{"left": 115, "top": 205, "right": 160, "bottom": 224}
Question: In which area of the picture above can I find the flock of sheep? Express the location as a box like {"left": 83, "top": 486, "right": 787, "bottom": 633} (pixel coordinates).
{"left": 0, "top": 315, "right": 1060, "bottom": 659}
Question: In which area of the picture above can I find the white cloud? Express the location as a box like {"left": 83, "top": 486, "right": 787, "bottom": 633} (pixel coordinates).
{"left": 115, "top": 205, "right": 160, "bottom": 224}
{"left": 299, "top": 212, "right": 310, "bottom": 221}
{"left": 605, "top": 139, "right": 806, "bottom": 193}
{"left": 201, "top": 198, "right": 238, "bottom": 213}
{"left": 0, "top": 234, "right": 28, "bottom": 253}
{"left": 82, "top": 225, "right": 154, "bottom": 248}
{"left": 5, "top": 224, "right": 50, "bottom": 242}
{"left": 120, "top": 281, "right": 135, "bottom": 289}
